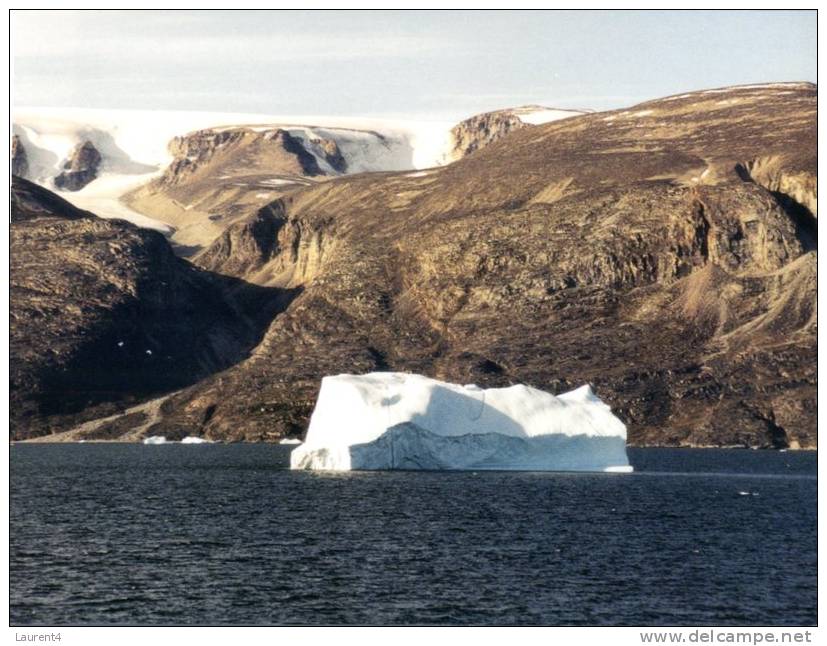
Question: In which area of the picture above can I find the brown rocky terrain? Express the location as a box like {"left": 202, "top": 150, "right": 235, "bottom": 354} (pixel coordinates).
{"left": 12, "top": 83, "right": 817, "bottom": 448}
{"left": 9, "top": 176, "right": 298, "bottom": 440}
{"left": 173, "top": 83, "right": 817, "bottom": 448}
{"left": 54, "top": 140, "right": 102, "bottom": 191}
{"left": 121, "top": 127, "right": 343, "bottom": 253}
{"left": 445, "top": 105, "right": 587, "bottom": 162}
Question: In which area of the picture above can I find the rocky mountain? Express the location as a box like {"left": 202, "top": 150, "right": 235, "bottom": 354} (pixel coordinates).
{"left": 11, "top": 83, "right": 817, "bottom": 448}
{"left": 53, "top": 140, "right": 102, "bottom": 191}
{"left": 120, "top": 108, "right": 585, "bottom": 252}
{"left": 121, "top": 123, "right": 434, "bottom": 253}
{"left": 124, "top": 82, "right": 814, "bottom": 448}
{"left": 444, "top": 105, "right": 587, "bottom": 162}
{"left": 9, "top": 176, "right": 296, "bottom": 440}
{"left": 14, "top": 106, "right": 582, "bottom": 254}
{"left": 11, "top": 134, "right": 28, "bottom": 177}
{"left": 11, "top": 108, "right": 453, "bottom": 254}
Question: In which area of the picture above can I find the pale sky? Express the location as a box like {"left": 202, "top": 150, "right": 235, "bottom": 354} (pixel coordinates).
{"left": 12, "top": 9, "right": 817, "bottom": 119}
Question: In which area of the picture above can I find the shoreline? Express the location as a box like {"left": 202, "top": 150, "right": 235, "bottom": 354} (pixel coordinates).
{"left": 12, "top": 438, "right": 817, "bottom": 451}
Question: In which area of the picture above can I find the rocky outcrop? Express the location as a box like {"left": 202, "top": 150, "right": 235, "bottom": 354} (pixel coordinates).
{"left": 195, "top": 200, "right": 288, "bottom": 278}
{"left": 11, "top": 134, "right": 28, "bottom": 178}
{"left": 444, "top": 105, "right": 587, "bottom": 162}
{"left": 446, "top": 109, "right": 526, "bottom": 161}
{"left": 120, "top": 127, "right": 329, "bottom": 253}
{"left": 159, "top": 128, "right": 321, "bottom": 189}
{"left": 9, "top": 176, "right": 295, "bottom": 440}
{"left": 735, "top": 156, "right": 816, "bottom": 212}
{"left": 54, "top": 140, "right": 101, "bottom": 191}
{"left": 310, "top": 137, "right": 347, "bottom": 172}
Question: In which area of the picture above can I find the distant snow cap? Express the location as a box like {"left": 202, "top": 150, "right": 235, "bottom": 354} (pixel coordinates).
{"left": 515, "top": 106, "right": 590, "bottom": 125}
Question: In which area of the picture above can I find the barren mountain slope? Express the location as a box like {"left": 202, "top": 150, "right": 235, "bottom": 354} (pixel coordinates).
{"left": 124, "top": 107, "right": 589, "bottom": 252}
{"left": 15, "top": 83, "right": 816, "bottom": 447}
{"left": 9, "top": 177, "right": 295, "bottom": 440}
{"left": 145, "top": 83, "right": 816, "bottom": 448}
{"left": 121, "top": 121, "right": 453, "bottom": 253}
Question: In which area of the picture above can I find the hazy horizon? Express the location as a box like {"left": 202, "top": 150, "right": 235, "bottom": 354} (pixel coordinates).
{"left": 12, "top": 10, "right": 817, "bottom": 119}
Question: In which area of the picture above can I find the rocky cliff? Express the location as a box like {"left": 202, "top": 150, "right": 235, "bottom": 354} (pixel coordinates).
{"left": 54, "top": 140, "right": 102, "bottom": 191}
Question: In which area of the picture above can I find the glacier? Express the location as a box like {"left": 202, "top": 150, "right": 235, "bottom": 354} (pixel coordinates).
{"left": 290, "top": 373, "right": 632, "bottom": 472}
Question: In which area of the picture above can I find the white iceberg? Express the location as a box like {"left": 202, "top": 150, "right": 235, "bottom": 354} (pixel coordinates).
{"left": 180, "top": 436, "right": 211, "bottom": 444}
{"left": 290, "top": 373, "right": 632, "bottom": 472}
{"left": 142, "top": 435, "right": 167, "bottom": 445}
{"left": 279, "top": 438, "right": 302, "bottom": 445}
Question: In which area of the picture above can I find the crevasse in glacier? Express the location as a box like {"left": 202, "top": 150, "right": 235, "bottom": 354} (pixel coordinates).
{"left": 289, "top": 372, "right": 632, "bottom": 472}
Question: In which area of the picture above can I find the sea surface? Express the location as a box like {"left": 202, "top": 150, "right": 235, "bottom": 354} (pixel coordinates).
{"left": 10, "top": 444, "right": 817, "bottom": 626}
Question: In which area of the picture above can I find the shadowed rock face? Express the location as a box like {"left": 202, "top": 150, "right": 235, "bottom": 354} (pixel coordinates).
{"left": 9, "top": 177, "right": 296, "bottom": 440}
{"left": 54, "top": 140, "right": 102, "bottom": 191}
{"left": 149, "top": 83, "right": 815, "bottom": 448}
{"left": 310, "top": 137, "right": 347, "bottom": 172}
{"left": 11, "top": 176, "right": 93, "bottom": 222}
{"left": 11, "top": 135, "right": 28, "bottom": 178}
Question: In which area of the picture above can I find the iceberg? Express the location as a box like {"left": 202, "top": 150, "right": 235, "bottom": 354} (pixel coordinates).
{"left": 279, "top": 438, "right": 302, "bottom": 445}
{"left": 290, "top": 373, "right": 632, "bottom": 472}
{"left": 180, "top": 436, "right": 211, "bottom": 444}
{"left": 142, "top": 435, "right": 167, "bottom": 445}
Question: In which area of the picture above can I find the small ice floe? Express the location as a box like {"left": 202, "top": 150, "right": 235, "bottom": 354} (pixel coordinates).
{"left": 117, "top": 341, "right": 124, "bottom": 347}
{"left": 181, "top": 436, "right": 211, "bottom": 444}
{"left": 143, "top": 436, "right": 167, "bottom": 445}
{"left": 279, "top": 438, "right": 302, "bottom": 445}
{"left": 145, "top": 349, "right": 153, "bottom": 355}
{"left": 738, "top": 491, "right": 760, "bottom": 497}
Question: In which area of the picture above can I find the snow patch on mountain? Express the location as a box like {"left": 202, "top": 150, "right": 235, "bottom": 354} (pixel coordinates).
{"left": 516, "top": 107, "right": 590, "bottom": 125}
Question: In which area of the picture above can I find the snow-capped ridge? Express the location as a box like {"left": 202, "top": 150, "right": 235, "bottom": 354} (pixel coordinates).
{"left": 12, "top": 107, "right": 458, "bottom": 231}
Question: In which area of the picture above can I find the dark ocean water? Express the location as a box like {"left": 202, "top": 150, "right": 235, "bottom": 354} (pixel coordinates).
{"left": 10, "top": 444, "right": 816, "bottom": 626}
